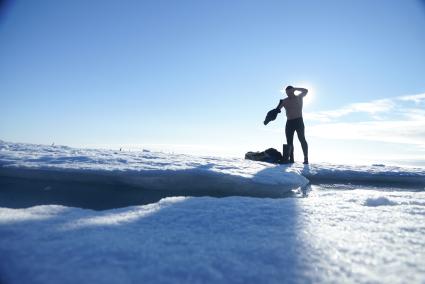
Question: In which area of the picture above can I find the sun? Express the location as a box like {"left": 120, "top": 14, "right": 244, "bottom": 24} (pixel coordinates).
{"left": 280, "top": 83, "right": 315, "bottom": 105}
{"left": 302, "top": 85, "right": 314, "bottom": 105}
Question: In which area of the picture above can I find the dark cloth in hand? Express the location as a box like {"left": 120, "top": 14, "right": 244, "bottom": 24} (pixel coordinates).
{"left": 264, "top": 108, "right": 281, "bottom": 125}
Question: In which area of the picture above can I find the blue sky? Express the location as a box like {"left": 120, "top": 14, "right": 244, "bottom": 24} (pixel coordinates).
{"left": 1, "top": 0, "right": 425, "bottom": 165}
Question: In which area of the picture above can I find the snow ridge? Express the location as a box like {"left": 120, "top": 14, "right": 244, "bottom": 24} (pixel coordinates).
{"left": 0, "top": 141, "right": 308, "bottom": 209}
{"left": 1, "top": 140, "right": 423, "bottom": 189}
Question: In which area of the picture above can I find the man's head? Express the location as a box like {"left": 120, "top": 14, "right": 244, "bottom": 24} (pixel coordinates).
{"left": 285, "top": 85, "right": 295, "bottom": 97}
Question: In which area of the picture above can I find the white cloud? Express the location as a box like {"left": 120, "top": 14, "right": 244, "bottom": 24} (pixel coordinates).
{"left": 304, "top": 99, "right": 395, "bottom": 122}
{"left": 309, "top": 120, "right": 425, "bottom": 145}
{"left": 399, "top": 108, "right": 425, "bottom": 121}
{"left": 305, "top": 93, "right": 425, "bottom": 123}
{"left": 305, "top": 92, "right": 425, "bottom": 148}
{"left": 398, "top": 93, "right": 425, "bottom": 104}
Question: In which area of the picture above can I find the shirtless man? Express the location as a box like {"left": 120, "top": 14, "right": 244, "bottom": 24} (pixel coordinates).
{"left": 277, "top": 86, "right": 309, "bottom": 164}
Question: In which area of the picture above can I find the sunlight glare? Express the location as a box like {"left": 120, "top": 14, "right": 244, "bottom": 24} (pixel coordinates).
{"left": 303, "top": 84, "right": 314, "bottom": 105}
{"left": 280, "top": 83, "right": 315, "bottom": 105}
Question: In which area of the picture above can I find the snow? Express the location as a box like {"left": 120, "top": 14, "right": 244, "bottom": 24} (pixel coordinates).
{"left": 1, "top": 141, "right": 423, "bottom": 194}
{"left": 299, "top": 163, "right": 425, "bottom": 187}
{"left": 0, "top": 190, "right": 424, "bottom": 284}
{"left": 363, "top": 196, "right": 397, "bottom": 207}
{"left": 0, "top": 140, "right": 309, "bottom": 200}
{"left": 0, "top": 140, "right": 425, "bottom": 283}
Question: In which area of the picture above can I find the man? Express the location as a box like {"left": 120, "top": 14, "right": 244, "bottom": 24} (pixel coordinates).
{"left": 277, "top": 86, "right": 309, "bottom": 164}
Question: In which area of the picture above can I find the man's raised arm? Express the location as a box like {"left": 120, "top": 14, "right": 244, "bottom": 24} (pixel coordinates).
{"left": 295, "top": 87, "right": 308, "bottom": 97}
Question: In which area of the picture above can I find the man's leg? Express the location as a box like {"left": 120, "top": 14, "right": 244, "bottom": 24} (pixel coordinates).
{"left": 285, "top": 121, "right": 296, "bottom": 163}
{"left": 295, "top": 120, "right": 308, "bottom": 164}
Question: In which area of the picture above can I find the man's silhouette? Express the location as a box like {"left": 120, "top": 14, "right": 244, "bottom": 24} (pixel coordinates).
{"left": 277, "top": 86, "right": 309, "bottom": 164}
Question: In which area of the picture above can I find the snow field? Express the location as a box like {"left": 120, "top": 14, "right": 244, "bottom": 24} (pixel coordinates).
{"left": 0, "top": 141, "right": 424, "bottom": 283}
{"left": 0, "top": 187, "right": 424, "bottom": 283}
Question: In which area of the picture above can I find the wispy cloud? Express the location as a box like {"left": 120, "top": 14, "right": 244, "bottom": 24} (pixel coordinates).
{"left": 309, "top": 120, "right": 425, "bottom": 145}
{"left": 305, "top": 93, "right": 425, "bottom": 147}
{"left": 398, "top": 93, "right": 425, "bottom": 104}
{"left": 305, "top": 93, "right": 425, "bottom": 123}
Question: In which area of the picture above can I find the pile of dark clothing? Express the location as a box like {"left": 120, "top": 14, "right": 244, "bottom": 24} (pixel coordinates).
{"left": 245, "top": 145, "right": 292, "bottom": 164}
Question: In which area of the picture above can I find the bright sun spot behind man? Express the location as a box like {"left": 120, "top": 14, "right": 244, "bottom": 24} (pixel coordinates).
{"left": 302, "top": 85, "right": 314, "bottom": 105}
{"left": 280, "top": 83, "right": 315, "bottom": 105}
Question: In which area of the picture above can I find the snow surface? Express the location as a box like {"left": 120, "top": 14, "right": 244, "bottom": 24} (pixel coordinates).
{"left": 0, "top": 141, "right": 425, "bottom": 283}
{"left": 1, "top": 189, "right": 425, "bottom": 284}
{"left": 1, "top": 140, "right": 423, "bottom": 194}
{"left": 0, "top": 140, "right": 309, "bottom": 199}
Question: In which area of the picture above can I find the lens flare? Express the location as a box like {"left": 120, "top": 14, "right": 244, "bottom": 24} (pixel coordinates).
{"left": 280, "top": 83, "right": 315, "bottom": 105}
{"left": 303, "top": 85, "right": 314, "bottom": 105}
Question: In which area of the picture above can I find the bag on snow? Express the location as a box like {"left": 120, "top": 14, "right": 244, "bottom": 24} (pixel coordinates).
{"left": 245, "top": 148, "right": 283, "bottom": 164}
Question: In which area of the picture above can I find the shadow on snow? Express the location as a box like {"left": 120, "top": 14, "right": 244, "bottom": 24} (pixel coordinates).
{"left": 0, "top": 164, "right": 306, "bottom": 210}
